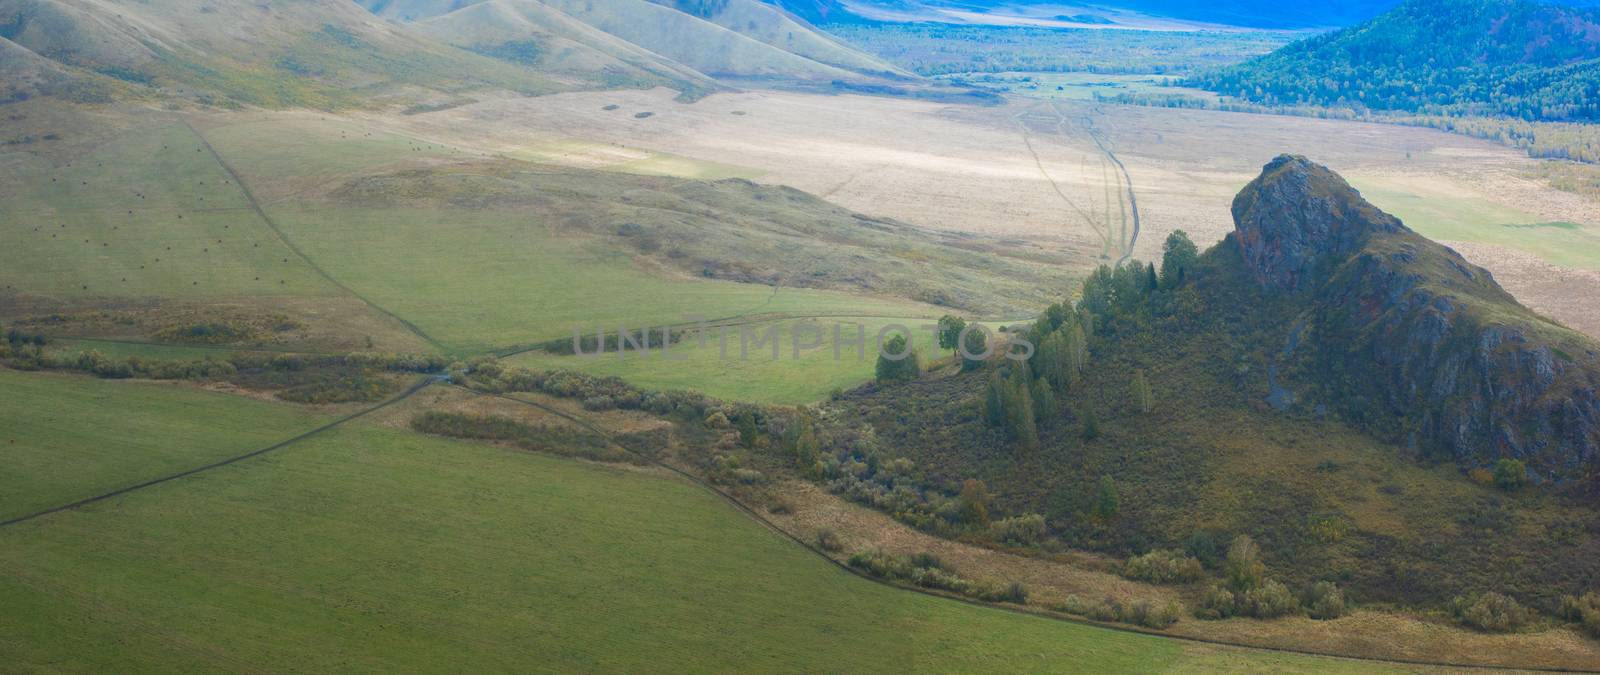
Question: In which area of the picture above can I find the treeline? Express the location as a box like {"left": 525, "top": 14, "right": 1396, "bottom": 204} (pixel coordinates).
{"left": 827, "top": 23, "right": 1288, "bottom": 77}
{"left": 1098, "top": 89, "right": 1600, "bottom": 164}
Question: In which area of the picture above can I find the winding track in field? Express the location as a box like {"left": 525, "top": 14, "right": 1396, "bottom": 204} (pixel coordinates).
{"left": 1072, "top": 103, "right": 1143, "bottom": 264}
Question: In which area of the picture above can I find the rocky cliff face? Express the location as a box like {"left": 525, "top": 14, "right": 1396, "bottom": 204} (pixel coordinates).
{"left": 1234, "top": 155, "right": 1600, "bottom": 483}
{"left": 1233, "top": 155, "right": 1406, "bottom": 293}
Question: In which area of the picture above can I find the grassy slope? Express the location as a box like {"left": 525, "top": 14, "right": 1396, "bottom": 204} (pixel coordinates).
{"left": 7, "top": 111, "right": 994, "bottom": 368}
{"left": 0, "top": 369, "right": 331, "bottom": 521}
{"left": 413, "top": 0, "right": 722, "bottom": 96}
{"left": 0, "top": 371, "right": 1387, "bottom": 672}
{"left": 196, "top": 115, "right": 999, "bottom": 354}
{"left": 0, "top": 118, "right": 335, "bottom": 299}
{"left": 262, "top": 204, "right": 935, "bottom": 353}
{"left": 0, "top": 0, "right": 571, "bottom": 108}
{"left": 532, "top": 0, "right": 865, "bottom": 81}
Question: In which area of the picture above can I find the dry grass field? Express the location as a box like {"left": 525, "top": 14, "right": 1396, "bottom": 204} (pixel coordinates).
{"left": 370, "top": 88, "right": 1600, "bottom": 337}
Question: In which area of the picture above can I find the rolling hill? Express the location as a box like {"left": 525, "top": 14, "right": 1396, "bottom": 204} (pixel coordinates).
{"left": 0, "top": 0, "right": 582, "bottom": 108}
{"left": 361, "top": 0, "right": 910, "bottom": 82}
{"left": 410, "top": 0, "right": 722, "bottom": 98}
{"left": 1190, "top": 0, "right": 1600, "bottom": 120}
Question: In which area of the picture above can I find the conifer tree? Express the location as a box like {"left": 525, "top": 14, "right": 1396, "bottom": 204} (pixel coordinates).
{"left": 1094, "top": 475, "right": 1119, "bottom": 521}
{"left": 983, "top": 368, "right": 1006, "bottom": 428}
{"left": 1081, "top": 407, "right": 1100, "bottom": 441}
{"left": 1030, "top": 375, "right": 1054, "bottom": 420}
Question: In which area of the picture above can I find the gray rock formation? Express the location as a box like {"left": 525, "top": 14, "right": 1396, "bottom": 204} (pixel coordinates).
{"left": 1234, "top": 155, "right": 1600, "bottom": 485}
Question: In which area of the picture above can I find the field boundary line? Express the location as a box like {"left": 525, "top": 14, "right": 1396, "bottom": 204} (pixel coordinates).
{"left": 0, "top": 377, "right": 435, "bottom": 529}
{"left": 178, "top": 117, "right": 447, "bottom": 354}
{"left": 470, "top": 386, "right": 1600, "bottom": 674}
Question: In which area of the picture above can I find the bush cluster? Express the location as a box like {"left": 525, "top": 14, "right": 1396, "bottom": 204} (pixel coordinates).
{"left": 1195, "top": 535, "right": 1338, "bottom": 620}
{"left": 1558, "top": 592, "right": 1600, "bottom": 637}
{"left": 1121, "top": 549, "right": 1204, "bottom": 585}
{"left": 846, "top": 549, "right": 1028, "bottom": 605}
{"left": 988, "top": 513, "right": 1048, "bottom": 546}
{"left": 1452, "top": 592, "right": 1532, "bottom": 633}
{"left": 1055, "top": 595, "right": 1184, "bottom": 629}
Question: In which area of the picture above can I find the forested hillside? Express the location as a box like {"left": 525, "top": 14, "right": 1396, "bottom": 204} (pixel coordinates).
{"left": 1191, "top": 0, "right": 1600, "bottom": 121}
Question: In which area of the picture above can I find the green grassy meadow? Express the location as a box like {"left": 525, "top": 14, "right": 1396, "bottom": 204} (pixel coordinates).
{"left": 0, "top": 370, "right": 1393, "bottom": 672}
{"left": 0, "top": 369, "right": 331, "bottom": 521}
{"left": 508, "top": 316, "right": 956, "bottom": 404}
{"left": 0, "top": 119, "right": 335, "bottom": 299}
{"left": 262, "top": 205, "right": 939, "bottom": 354}
{"left": 1351, "top": 174, "right": 1600, "bottom": 270}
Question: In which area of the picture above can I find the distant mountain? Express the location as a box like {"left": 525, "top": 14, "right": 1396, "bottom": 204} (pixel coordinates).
{"left": 1190, "top": 0, "right": 1600, "bottom": 120}
{"left": 0, "top": 0, "right": 582, "bottom": 108}
{"left": 360, "top": 0, "right": 910, "bottom": 82}
{"left": 831, "top": 0, "right": 1405, "bottom": 29}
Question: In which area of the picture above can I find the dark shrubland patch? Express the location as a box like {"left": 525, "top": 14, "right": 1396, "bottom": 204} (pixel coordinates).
{"left": 410, "top": 411, "right": 629, "bottom": 463}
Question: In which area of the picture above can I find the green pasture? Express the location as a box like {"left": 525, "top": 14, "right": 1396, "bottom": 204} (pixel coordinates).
{"left": 0, "top": 370, "right": 1392, "bottom": 671}
{"left": 1351, "top": 174, "right": 1600, "bottom": 270}
{"left": 0, "top": 369, "right": 330, "bottom": 521}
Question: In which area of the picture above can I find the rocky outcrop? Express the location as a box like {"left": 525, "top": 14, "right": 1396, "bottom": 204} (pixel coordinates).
{"left": 1233, "top": 155, "right": 1406, "bottom": 293}
{"left": 1234, "top": 155, "right": 1600, "bottom": 483}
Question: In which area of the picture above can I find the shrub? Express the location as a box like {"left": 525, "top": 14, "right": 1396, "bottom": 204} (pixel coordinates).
{"left": 1453, "top": 592, "right": 1532, "bottom": 633}
{"left": 1197, "top": 585, "right": 1237, "bottom": 620}
{"left": 1557, "top": 592, "right": 1600, "bottom": 637}
{"left": 1304, "top": 581, "right": 1347, "bottom": 620}
{"left": 1239, "top": 580, "right": 1299, "bottom": 618}
{"left": 1122, "top": 549, "right": 1204, "bottom": 584}
{"left": 973, "top": 581, "right": 1029, "bottom": 605}
{"left": 988, "top": 513, "right": 1047, "bottom": 546}
{"left": 816, "top": 529, "right": 844, "bottom": 552}
{"left": 1123, "top": 598, "right": 1184, "bottom": 628}
{"left": 1492, "top": 458, "right": 1527, "bottom": 491}
{"left": 1183, "top": 531, "right": 1222, "bottom": 568}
